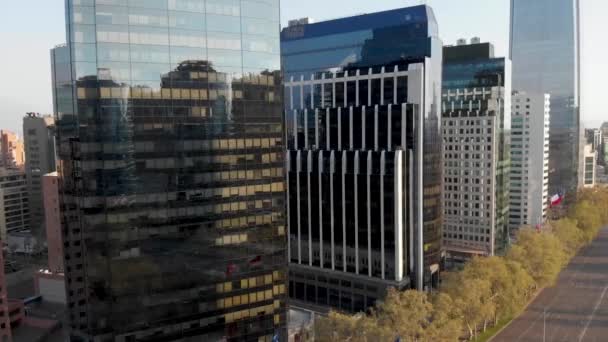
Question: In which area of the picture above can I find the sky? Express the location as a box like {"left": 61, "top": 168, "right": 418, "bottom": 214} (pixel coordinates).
{"left": 0, "top": 0, "right": 605, "bottom": 134}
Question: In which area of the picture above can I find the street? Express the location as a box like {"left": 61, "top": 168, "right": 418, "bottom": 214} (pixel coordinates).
{"left": 493, "top": 227, "right": 608, "bottom": 342}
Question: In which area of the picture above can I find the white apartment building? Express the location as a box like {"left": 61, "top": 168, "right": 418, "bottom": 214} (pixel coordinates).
{"left": 509, "top": 92, "right": 550, "bottom": 230}
{"left": 582, "top": 144, "right": 596, "bottom": 188}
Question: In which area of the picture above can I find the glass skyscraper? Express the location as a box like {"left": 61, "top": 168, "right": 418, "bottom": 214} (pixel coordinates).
{"left": 510, "top": 0, "right": 581, "bottom": 195}
{"left": 281, "top": 5, "right": 443, "bottom": 308}
{"left": 56, "top": 1, "right": 286, "bottom": 341}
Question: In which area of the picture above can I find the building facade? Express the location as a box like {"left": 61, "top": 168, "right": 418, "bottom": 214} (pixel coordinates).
{"left": 57, "top": 1, "right": 286, "bottom": 341}
{"left": 282, "top": 5, "right": 443, "bottom": 311}
{"left": 582, "top": 144, "right": 596, "bottom": 188}
{"left": 43, "top": 172, "right": 63, "bottom": 273}
{"left": 0, "top": 168, "right": 30, "bottom": 240}
{"left": 591, "top": 129, "right": 602, "bottom": 152}
{"left": 23, "top": 113, "right": 57, "bottom": 235}
{"left": 442, "top": 41, "right": 511, "bottom": 260}
{"left": 601, "top": 123, "right": 608, "bottom": 167}
{"left": 510, "top": 0, "right": 581, "bottom": 197}
{"left": 0, "top": 233, "right": 11, "bottom": 341}
{"left": 0, "top": 131, "right": 25, "bottom": 171}
{"left": 509, "top": 92, "right": 551, "bottom": 230}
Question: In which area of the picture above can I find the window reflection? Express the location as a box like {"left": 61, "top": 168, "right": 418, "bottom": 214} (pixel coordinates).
{"left": 95, "top": 5, "right": 128, "bottom": 25}
{"left": 207, "top": 13, "right": 242, "bottom": 33}
{"left": 60, "top": 2, "right": 285, "bottom": 340}
{"left": 169, "top": 11, "right": 205, "bottom": 30}
{"left": 206, "top": 0, "right": 240, "bottom": 16}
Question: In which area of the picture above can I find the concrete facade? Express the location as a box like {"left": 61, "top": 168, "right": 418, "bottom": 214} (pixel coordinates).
{"left": 442, "top": 42, "right": 512, "bottom": 260}
{"left": 0, "top": 169, "right": 29, "bottom": 240}
{"left": 0, "top": 236, "right": 12, "bottom": 341}
{"left": 0, "top": 131, "right": 24, "bottom": 171}
{"left": 509, "top": 92, "right": 551, "bottom": 230}
{"left": 582, "top": 144, "right": 596, "bottom": 188}
{"left": 23, "top": 113, "right": 56, "bottom": 236}
{"left": 42, "top": 173, "right": 62, "bottom": 273}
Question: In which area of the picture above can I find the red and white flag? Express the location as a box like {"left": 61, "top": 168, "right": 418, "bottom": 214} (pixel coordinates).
{"left": 249, "top": 255, "right": 262, "bottom": 267}
{"left": 550, "top": 193, "right": 564, "bottom": 207}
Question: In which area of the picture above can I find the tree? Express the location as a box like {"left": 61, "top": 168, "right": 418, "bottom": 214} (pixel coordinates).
{"left": 424, "top": 293, "right": 463, "bottom": 342}
{"left": 374, "top": 288, "right": 432, "bottom": 341}
{"left": 457, "top": 256, "right": 534, "bottom": 325}
{"left": 576, "top": 188, "right": 608, "bottom": 225}
{"left": 314, "top": 311, "right": 391, "bottom": 342}
{"left": 571, "top": 200, "right": 603, "bottom": 241}
{"left": 502, "top": 260, "right": 536, "bottom": 316}
{"left": 310, "top": 188, "right": 608, "bottom": 341}
{"left": 551, "top": 218, "right": 585, "bottom": 256}
{"left": 442, "top": 273, "right": 494, "bottom": 340}
{"left": 506, "top": 229, "right": 567, "bottom": 288}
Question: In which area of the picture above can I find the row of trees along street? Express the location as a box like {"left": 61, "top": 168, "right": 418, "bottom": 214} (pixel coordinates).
{"left": 312, "top": 187, "right": 608, "bottom": 342}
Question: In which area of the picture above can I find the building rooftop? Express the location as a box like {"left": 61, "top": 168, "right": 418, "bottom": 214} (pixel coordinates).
{"left": 281, "top": 5, "right": 437, "bottom": 41}
{"left": 444, "top": 42, "right": 496, "bottom": 63}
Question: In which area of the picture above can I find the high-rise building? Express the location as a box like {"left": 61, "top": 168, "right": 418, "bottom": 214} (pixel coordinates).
{"left": 441, "top": 41, "right": 511, "bottom": 260}
{"left": 281, "top": 5, "right": 443, "bottom": 311}
{"left": 42, "top": 172, "right": 63, "bottom": 273}
{"left": 585, "top": 128, "right": 603, "bottom": 152}
{"left": 0, "top": 131, "right": 25, "bottom": 170}
{"left": 509, "top": 92, "right": 551, "bottom": 231}
{"left": 0, "top": 239, "right": 11, "bottom": 341}
{"left": 0, "top": 168, "right": 29, "bottom": 240}
{"left": 582, "top": 144, "right": 597, "bottom": 188}
{"left": 23, "top": 113, "right": 56, "bottom": 235}
{"left": 510, "top": 0, "right": 581, "bottom": 196}
{"left": 593, "top": 129, "right": 602, "bottom": 152}
{"left": 601, "top": 123, "right": 608, "bottom": 167}
{"left": 0, "top": 229, "right": 11, "bottom": 341}
{"left": 56, "top": 1, "right": 286, "bottom": 341}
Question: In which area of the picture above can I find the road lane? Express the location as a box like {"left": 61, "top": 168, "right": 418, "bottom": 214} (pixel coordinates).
{"left": 493, "top": 227, "right": 608, "bottom": 342}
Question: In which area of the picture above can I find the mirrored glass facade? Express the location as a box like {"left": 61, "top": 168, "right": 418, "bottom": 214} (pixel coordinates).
{"left": 510, "top": 0, "right": 580, "bottom": 195}
{"left": 281, "top": 5, "right": 443, "bottom": 300}
{"left": 56, "top": 1, "right": 286, "bottom": 341}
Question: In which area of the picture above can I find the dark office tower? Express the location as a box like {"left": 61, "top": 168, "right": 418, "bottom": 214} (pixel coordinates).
{"left": 510, "top": 0, "right": 581, "bottom": 194}
{"left": 23, "top": 113, "right": 56, "bottom": 235}
{"left": 281, "top": 5, "right": 443, "bottom": 311}
{"left": 442, "top": 41, "right": 511, "bottom": 261}
{"left": 57, "top": 1, "right": 286, "bottom": 341}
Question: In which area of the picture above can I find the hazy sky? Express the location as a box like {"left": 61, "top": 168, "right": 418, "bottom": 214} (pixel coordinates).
{"left": 0, "top": 0, "right": 605, "bottom": 134}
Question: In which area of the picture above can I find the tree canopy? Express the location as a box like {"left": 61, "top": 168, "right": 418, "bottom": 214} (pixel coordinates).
{"left": 312, "top": 188, "right": 608, "bottom": 341}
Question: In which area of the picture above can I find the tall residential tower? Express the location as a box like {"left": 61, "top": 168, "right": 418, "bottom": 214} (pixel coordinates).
{"left": 23, "top": 113, "right": 56, "bottom": 235}
{"left": 509, "top": 92, "right": 551, "bottom": 231}
{"left": 0, "top": 131, "right": 25, "bottom": 170}
{"left": 57, "top": 1, "right": 286, "bottom": 341}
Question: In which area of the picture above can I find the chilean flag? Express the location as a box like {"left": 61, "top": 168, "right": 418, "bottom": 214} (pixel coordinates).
{"left": 249, "top": 255, "right": 262, "bottom": 267}
{"left": 550, "top": 193, "right": 564, "bottom": 207}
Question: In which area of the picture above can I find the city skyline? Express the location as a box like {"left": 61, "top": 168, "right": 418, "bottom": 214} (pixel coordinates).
{"left": 0, "top": 2, "right": 605, "bottom": 341}
{"left": 0, "top": 0, "right": 606, "bottom": 135}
